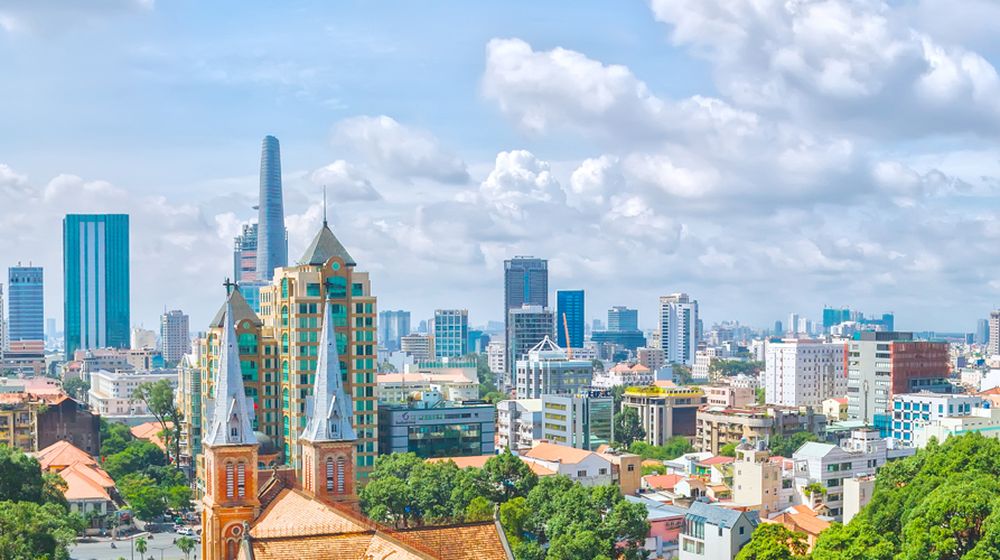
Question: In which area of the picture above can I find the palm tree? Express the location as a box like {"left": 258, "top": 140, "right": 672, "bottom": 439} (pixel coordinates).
{"left": 135, "top": 536, "right": 147, "bottom": 559}
{"left": 177, "top": 536, "right": 196, "bottom": 560}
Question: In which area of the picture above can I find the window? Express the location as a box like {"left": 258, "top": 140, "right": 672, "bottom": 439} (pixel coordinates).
{"left": 627, "top": 464, "right": 635, "bottom": 472}
{"left": 337, "top": 457, "right": 346, "bottom": 493}
{"left": 576, "top": 470, "right": 587, "bottom": 477}
{"left": 225, "top": 463, "right": 234, "bottom": 498}
{"left": 599, "top": 468, "right": 608, "bottom": 475}
{"left": 326, "top": 457, "right": 335, "bottom": 492}
{"left": 236, "top": 463, "right": 246, "bottom": 498}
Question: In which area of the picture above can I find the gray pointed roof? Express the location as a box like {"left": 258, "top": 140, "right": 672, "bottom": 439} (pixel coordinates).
{"left": 300, "top": 301, "right": 357, "bottom": 443}
{"left": 210, "top": 287, "right": 262, "bottom": 328}
{"left": 298, "top": 223, "right": 356, "bottom": 266}
{"left": 204, "top": 302, "right": 257, "bottom": 447}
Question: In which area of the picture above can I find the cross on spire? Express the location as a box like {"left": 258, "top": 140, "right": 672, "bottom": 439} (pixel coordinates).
{"left": 223, "top": 277, "right": 238, "bottom": 295}
{"left": 322, "top": 185, "right": 328, "bottom": 227}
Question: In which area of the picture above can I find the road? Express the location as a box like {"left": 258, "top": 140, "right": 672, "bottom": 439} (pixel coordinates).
{"left": 71, "top": 537, "right": 197, "bottom": 560}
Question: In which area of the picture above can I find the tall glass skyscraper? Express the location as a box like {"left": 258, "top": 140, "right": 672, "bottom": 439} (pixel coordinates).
{"left": 608, "top": 306, "right": 639, "bottom": 332}
{"left": 255, "top": 135, "right": 288, "bottom": 281}
{"left": 378, "top": 310, "right": 411, "bottom": 352}
{"left": 556, "top": 290, "right": 584, "bottom": 348}
{"left": 504, "top": 257, "right": 548, "bottom": 386}
{"left": 8, "top": 265, "right": 43, "bottom": 342}
{"left": 434, "top": 309, "right": 469, "bottom": 358}
{"left": 63, "top": 214, "right": 130, "bottom": 358}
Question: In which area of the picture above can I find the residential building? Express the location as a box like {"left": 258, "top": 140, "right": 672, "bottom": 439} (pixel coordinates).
{"left": 378, "top": 309, "right": 410, "bottom": 352}
{"left": 771, "top": 505, "right": 832, "bottom": 552}
{"left": 507, "top": 304, "right": 555, "bottom": 388}
{"left": 625, "top": 495, "right": 688, "bottom": 559}
{"left": 160, "top": 309, "right": 190, "bottom": 364}
{"left": 593, "top": 362, "right": 654, "bottom": 389}
{"left": 35, "top": 441, "right": 120, "bottom": 523}
{"left": 679, "top": 501, "right": 759, "bottom": 560}
{"left": 595, "top": 446, "right": 643, "bottom": 496}
{"left": 555, "top": 290, "right": 584, "bottom": 349}
{"left": 846, "top": 332, "right": 951, "bottom": 433}
{"left": 377, "top": 400, "right": 495, "bottom": 458}
{"left": 842, "top": 474, "right": 875, "bottom": 524}
{"left": 233, "top": 222, "right": 258, "bottom": 283}
{"left": 36, "top": 394, "right": 101, "bottom": 455}
{"left": 822, "top": 397, "right": 848, "bottom": 421}
{"left": 176, "top": 352, "right": 201, "bottom": 475}
{"left": 704, "top": 384, "right": 755, "bottom": 408}
{"left": 433, "top": 309, "right": 468, "bottom": 358}
{"left": 692, "top": 347, "right": 721, "bottom": 381}
{"left": 8, "top": 265, "right": 43, "bottom": 344}
{"left": 0, "top": 284, "right": 6, "bottom": 353}
{"left": 622, "top": 385, "right": 705, "bottom": 445}
{"left": 889, "top": 392, "right": 985, "bottom": 445}
{"left": 541, "top": 389, "right": 614, "bottom": 450}
{"left": 515, "top": 337, "right": 593, "bottom": 399}
{"left": 88, "top": 369, "right": 178, "bottom": 422}
{"left": 696, "top": 405, "right": 827, "bottom": 455}
{"left": 255, "top": 135, "right": 288, "bottom": 281}
{"left": 504, "top": 257, "right": 548, "bottom": 385}
{"left": 497, "top": 399, "right": 543, "bottom": 451}
{"left": 911, "top": 401, "right": 1000, "bottom": 448}
{"left": 0, "top": 392, "right": 38, "bottom": 451}
{"left": 608, "top": 306, "right": 639, "bottom": 332}
{"left": 401, "top": 333, "right": 434, "bottom": 361}
{"left": 991, "top": 310, "right": 1000, "bottom": 356}
{"left": 638, "top": 347, "right": 666, "bottom": 372}
{"left": 732, "top": 441, "right": 792, "bottom": 515}
{"left": 130, "top": 327, "right": 156, "bottom": 350}
{"left": 486, "top": 340, "right": 506, "bottom": 377}
{"left": 521, "top": 442, "right": 615, "bottom": 487}
{"left": 765, "top": 339, "right": 847, "bottom": 408}
{"left": 659, "top": 293, "right": 698, "bottom": 365}
{"left": 63, "top": 214, "right": 130, "bottom": 358}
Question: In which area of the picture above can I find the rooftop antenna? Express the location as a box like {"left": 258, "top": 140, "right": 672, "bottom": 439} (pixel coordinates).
{"left": 322, "top": 185, "right": 328, "bottom": 227}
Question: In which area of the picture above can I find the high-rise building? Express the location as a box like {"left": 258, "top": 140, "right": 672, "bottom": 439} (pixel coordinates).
{"left": 0, "top": 284, "right": 6, "bottom": 354}
{"left": 255, "top": 135, "right": 288, "bottom": 282}
{"left": 555, "top": 290, "right": 584, "bottom": 349}
{"left": 130, "top": 327, "right": 156, "bottom": 350}
{"left": 504, "top": 257, "right": 547, "bottom": 384}
{"left": 378, "top": 310, "right": 410, "bottom": 352}
{"left": 975, "top": 318, "right": 989, "bottom": 346}
{"left": 765, "top": 339, "right": 847, "bottom": 407}
{"left": 401, "top": 334, "right": 434, "bottom": 361}
{"left": 787, "top": 313, "right": 800, "bottom": 335}
{"left": 233, "top": 222, "right": 258, "bottom": 283}
{"left": 658, "top": 293, "right": 698, "bottom": 365}
{"left": 990, "top": 311, "right": 1000, "bottom": 357}
{"left": 8, "top": 266, "right": 43, "bottom": 345}
{"left": 160, "top": 309, "right": 190, "bottom": 364}
{"left": 433, "top": 309, "right": 468, "bottom": 359}
{"left": 592, "top": 319, "right": 605, "bottom": 332}
{"left": 507, "top": 305, "right": 555, "bottom": 389}
{"left": 847, "top": 332, "right": 951, "bottom": 434}
{"left": 541, "top": 390, "right": 614, "bottom": 450}
{"left": 515, "top": 337, "right": 593, "bottom": 399}
{"left": 63, "top": 214, "right": 130, "bottom": 359}
{"left": 608, "top": 306, "right": 638, "bottom": 332}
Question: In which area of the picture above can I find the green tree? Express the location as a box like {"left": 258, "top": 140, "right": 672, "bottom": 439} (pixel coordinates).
{"left": 482, "top": 391, "right": 506, "bottom": 404}
{"left": 0, "top": 500, "right": 83, "bottom": 560}
{"left": 709, "top": 360, "right": 764, "bottom": 378}
{"left": 0, "top": 445, "right": 60, "bottom": 505}
{"left": 672, "top": 364, "right": 693, "bottom": 385}
{"left": 768, "top": 431, "right": 819, "bottom": 458}
{"left": 735, "top": 523, "right": 809, "bottom": 560}
{"left": 755, "top": 387, "right": 766, "bottom": 405}
{"left": 102, "top": 440, "right": 166, "bottom": 481}
{"left": 896, "top": 474, "right": 1000, "bottom": 560}
{"left": 464, "top": 496, "right": 493, "bottom": 522}
{"left": 135, "top": 536, "right": 147, "bottom": 557}
{"left": 719, "top": 442, "right": 738, "bottom": 457}
{"left": 480, "top": 449, "right": 538, "bottom": 503}
{"left": 176, "top": 536, "right": 196, "bottom": 560}
{"left": 61, "top": 377, "right": 90, "bottom": 401}
{"left": 628, "top": 437, "right": 694, "bottom": 461}
{"left": 613, "top": 407, "right": 645, "bottom": 448}
{"left": 359, "top": 475, "right": 413, "bottom": 527}
{"left": 812, "top": 521, "right": 895, "bottom": 560}
{"left": 641, "top": 464, "right": 666, "bottom": 476}
{"left": 99, "top": 419, "right": 134, "bottom": 457}
{"left": 133, "top": 379, "right": 183, "bottom": 467}
{"left": 117, "top": 474, "right": 167, "bottom": 520}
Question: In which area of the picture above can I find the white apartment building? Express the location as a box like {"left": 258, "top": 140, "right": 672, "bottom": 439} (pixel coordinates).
{"left": 515, "top": 337, "right": 593, "bottom": 399}
{"left": 990, "top": 310, "right": 1000, "bottom": 357}
{"left": 731, "top": 442, "right": 797, "bottom": 516}
{"left": 592, "top": 363, "right": 653, "bottom": 389}
{"left": 912, "top": 403, "right": 1000, "bottom": 448}
{"left": 487, "top": 340, "right": 506, "bottom": 377}
{"left": 659, "top": 293, "right": 698, "bottom": 366}
{"left": 679, "top": 501, "right": 759, "bottom": 560}
{"left": 159, "top": 309, "right": 190, "bottom": 364}
{"left": 765, "top": 339, "right": 847, "bottom": 408}
{"left": 88, "top": 369, "right": 178, "bottom": 422}
{"left": 692, "top": 348, "right": 721, "bottom": 381}
{"left": 496, "top": 399, "right": 543, "bottom": 451}
{"left": 889, "top": 392, "right": 985, "bottom": 446}
{"left": 521, "top": 442, "right": 614, "bottom": 487}
{"left": 130, "top": 327, "right": 156, "bottom": 350}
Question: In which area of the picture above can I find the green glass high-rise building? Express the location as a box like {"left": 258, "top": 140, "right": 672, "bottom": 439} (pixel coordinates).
{"left": 63, "top": 214, "right": 130, "bottom": 359}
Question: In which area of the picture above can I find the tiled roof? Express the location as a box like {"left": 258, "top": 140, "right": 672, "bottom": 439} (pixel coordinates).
{"left": 59, "top": 462, "right": 114, "bottom": 502}
{"left": 210, "top": 288, "right": 262, "bottom": 328}
{"left": 427, "top": 455, "right": 555, "bottom": 476}
{"left": 773, "top": 505, "right": 832, "bottom": 536}
{"left": 299, "top": 224, "right": 356, "bottom": 266}
{"left": 699, "top": 456, "right": 735, "bottom": 466}
{"left": 34, "top": 440, "right": 96, "bottom": 471}
{"left": 523, "top": 442, "right": 595, "bottom": 465}
{"left": 130, "top": 421, "right": 172, "bottom": 451}
{"left": 686, "top": 501, "right": 759, "bottom": 530}
{"left": 643, "top": 474, "right": 683, "bottom": 491}
{"left": 398, "top": 522, "right": 510, "bottom": 560}
{"left": 251, "top": 489, "right": 369, "bottom": 538}
{"left": 625, "top": 495, "right": 688, "bottom": 521}
{"left": 249, "top": 534, "right": 377, "bottom": 560}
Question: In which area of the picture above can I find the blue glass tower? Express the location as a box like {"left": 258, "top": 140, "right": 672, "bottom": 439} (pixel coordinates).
{"left": 63, "top": 214, "right": 130, "bottom": 358}
{"left": 255, "top": 135, "right": 288, "bottom": 281}
{"left": 8, "top": 266, "right": 44, "bottom": 342}
{"left": 556, "top": 290, "right": 584, "bottom": 348}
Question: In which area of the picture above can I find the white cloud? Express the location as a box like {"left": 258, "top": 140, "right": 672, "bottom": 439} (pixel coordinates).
{"left": 309, "top": 160, "right": 381, "bottom": 202}
{"left": 334, "top": 115, "right": 469, "bottom": 184}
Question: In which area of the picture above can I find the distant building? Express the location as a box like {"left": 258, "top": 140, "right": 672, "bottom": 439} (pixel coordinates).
{"left": 504, "top": 257, "right": 548, "bottom": 384}
{"left": 130, "top": 327, "right": 156, "bottom": 350}
{"left": 508, "top": 305, "right": 555, "bottom": 388}
{"left": 704, "top": 384, "right": 755, "bottom": 408}
{"left": 255, "top": 135, "right": 288, "bottom": 281}
{"left": 514, "top": 337, "right": 593, "bottom": 399}
{"left": 159, "top": 309, "right": 190, "bottom": 364}
{"left": 678, "top": 501, "right": 759, "bottom": 560}
{"left": 521, "top": 442, "right": 615, "bottom": 487}
{"left": 379, "top": 309, "right": 411, "bottom": 352}
{"left": 637, "top": 347, "right": 666, "bottom": 372}
{"left": 695, "top": 405, "right": 827, "bottom": 455}
{"left": 976, "top": 318, "right": 989, "bottom": 346}
{"left": 622, "top": 385, "right": 705, "bottom": 446}
{"left": 555, "top": 290, "right": 584, "bottom": 349}
{"left": 496, "top": 399, "right": 543, "bottom": 451}
{"left": 63, "top": 214, "right": 130, "bottom": 359}
{"left": 232, "top": 222, "right": 258, "bottom": 283}
{"left": 890, "top": 392, "right": 986, "bottom": 446}
{"left": 822, "top": 397, "right": 849, "bottom": 421}
{"left": 400, "top": 334, "right": 434, "bottom": 362}
{"left": 659, "top": 293, "right": 698, "bottom": 365}
{"left": 377, "top": 401, "right": 495, "bottom": 458}
{"left": 486, "top": 340, "right": 506, "bottom": 377}
{"left": 88, "top": 369, "right": 178, "bottom": 423}
{"left": 608, "top": 306, "right": 639, "bottom": 332}
{"left": 765, "top": 339, "right": 847, "bottom": 408}
{"left": 732, "top": 442, "right": 793, "bottom": 516}
{"left": 433, "top": 309, "right": 468, "bottom": 358}
{"left": 592, "top": 362, "right": 653, "bottom": 389}
{"left": 8, "top": 265, "right": 43, "bottom": 345}
{"left": 540, "top": 389, "right": 614, "bottom": 450}
{"left": 990, "top": 311, "right": 1000, "bottom": 356}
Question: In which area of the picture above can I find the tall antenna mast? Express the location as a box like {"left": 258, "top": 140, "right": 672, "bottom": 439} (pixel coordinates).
{"left": 322, "top": 185, "right": 328, "bottom": 227}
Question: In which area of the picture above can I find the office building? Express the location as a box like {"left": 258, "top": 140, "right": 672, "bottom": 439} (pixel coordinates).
{"left": 232, "top": 222, "right": 258, "bottom": 283}
{"left": 63, "top": 214, "right": 130, "bottom": 358}
{"left": 377, "top": 401, "right": 495, "bottom": 458}
{"left": 467, "top": 330, "right": 489, "bottom": 353}
{"left": 255, "top": 135, "right": 288, "bottom": 281}
{"left": 622, "top": 385, "right": 705, "bottom": 446}
{"left": 555, "top": 290, "right": 584, "bottom": 349}
{"left": 160, "top": 309, "right": 190, "bottom": 364}
{"left": 788, "top": 313, "right": 800, "bottom": 336}
{"left": 658, "top": 293, "right": 698, "bottom": 365}
{"left": 0, "top": 285, "right": 6, "bottom": 353}
{"left": 976, "top": 318, "right": 989, "bottom": 346}
{"left": 378, "top": 310, "right": 410, "bottom": 352}
{"left": 130, "top": 327, "right": 156, "bottom": 350}
{"left": 991, "top": 311, "right": 1000, "bottom": 356}
{"left": 496, "top": 398, "right": 543, "bottom": 451}
{"left": 507, "top": 305, "right": 555, "bottom": 387}
{"left": 433, "top": 309, "right": 468, "bottom": 358}
{"left": 486, "top": 340, "right": 506, "bottom": 377}
{"left": 695, "top": 405, "right": 827, "bottom": 455}
{"left": 515, "top": 337, "right": 593, "bottom": 398}
{"left": 541, "top": 389, "right": 614, "bottom": 450}
{"left": 846, "top": 332, "right": 950, "bottom": 432}
{"left": 504, "top": 257, "right": 548, "bottom": 382}
{"left": 401, "top": 334, "right": 434, "bottom": 362}
{"left": 765, "top": 339, "right": 847, "bottom": 407}
{"left": 608, "top": 306, "right": 639, "bottom": 332}
{"left": 87, "top": 368, "right": 178, "bottom": 422}
{"left": 8, "top": 265, "right": 43, "bottom": 344}
{"left": 823, "top": 307, "right": 894, "bottom": 333}
{"left": 889, "top": 392, "right": 985, "bottom": 446}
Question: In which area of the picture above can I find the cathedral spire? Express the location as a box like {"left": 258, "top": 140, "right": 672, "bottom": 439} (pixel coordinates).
{"left": 301, "top": 301, "right": 356, "bottom": 443}
{"left": 204, "top": 301, "right": 256, "bottom": 446}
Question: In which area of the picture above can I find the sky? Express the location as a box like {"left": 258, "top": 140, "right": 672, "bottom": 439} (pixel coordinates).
{"left": 1, "top": 0, "right": 999, "bottom": 334}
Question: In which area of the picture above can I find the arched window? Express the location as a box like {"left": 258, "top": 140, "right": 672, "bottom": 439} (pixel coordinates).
{"left": 281, "top": 305, "right": 289, "bottom": 327}
{"left": 282, "top": 360, "right": 289, "bottom": 382}
{"left": 336, "top": 456, "right": 346, "bottom": 494}
{"left": 281, "top": 334, "right": 289, "bottom": 354}
{"left": 236, "top": 462, "right": 246, "bottom": 498}
{"left": 225, "top": 462, "right": 234, "bottom": 498}
{"left": 326, "top": 456, "right": 335, "bottom": 492}
{"left": 226, "top": 539, "right": 238, "bottom": 560}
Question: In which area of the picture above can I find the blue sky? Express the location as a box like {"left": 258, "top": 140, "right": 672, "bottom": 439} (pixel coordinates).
{"left": 2, "top": 0, "right": 999, "bottom": 334}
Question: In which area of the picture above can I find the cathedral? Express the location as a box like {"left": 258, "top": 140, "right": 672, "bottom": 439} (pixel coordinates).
{"left": 201, "top": 300, "right": 512, "bottom": 560}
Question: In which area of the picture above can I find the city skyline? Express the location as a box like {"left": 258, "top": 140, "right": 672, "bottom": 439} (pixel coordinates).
{"left": 2, "top": 1, "right": 1000, "bottom": 334}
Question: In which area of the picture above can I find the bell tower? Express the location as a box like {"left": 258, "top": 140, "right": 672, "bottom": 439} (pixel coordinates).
{"left": 202, "top": 299, "right": 260, "bottom": 560}
{"left": 299, "top": 301, "right": 358, "bottom": 506}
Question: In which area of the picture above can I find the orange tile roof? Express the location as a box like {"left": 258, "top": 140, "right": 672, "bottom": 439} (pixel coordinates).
{"left": 249, "top": 534, "right": 378, "bottom": 560}
{"left": 523, "top": 442, "right": 595, "bottom": 465}
{"left": 643, "top": 474, "right": 683, "bottom": 491}
{"left": 34, "top": 440, "right": 97, "bottom": 471}
{"left": 427, "top": 455, "right": 555, "bottom": 476}
{"left": 654, "top": 380, "right": 677, "bottom": 388}
{"left": 699, "top": 456, "right": 735, "bottom": 466}
{"left": 774, "top": 505, "right": 832, "bottom": 536}
{"left": 251, "top": 488, "right": 369, "bottom": 538}
{"left": 59, "top": 462, "right": 114, "bottom": 502}
{"left": 398, "top": 522, "right": 510, "bottom": 560}
{"left": 130, "top": 421, "right": 173, "bottom": 451}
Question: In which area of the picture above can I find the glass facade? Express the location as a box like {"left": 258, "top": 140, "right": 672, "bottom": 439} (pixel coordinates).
{"left": 556, "top": 290, "right": 584, "bottom": 348}
{"left": 378, "top": 403, "right": 496, "bottom": 458}
{"left": 63, "top": 214, "right": 130, "bottom": 359}
{"left": 8, "top": 266, "right": 43, "bottom": 342}
{"left": 255, "top": 135, "right": 287, "bottom": 281}
{"left": 433, "top": 309, "right": 468, "bottom": 358}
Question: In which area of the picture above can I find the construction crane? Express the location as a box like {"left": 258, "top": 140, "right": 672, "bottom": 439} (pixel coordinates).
{"left": 562, "top": 312, "right": 573, "bottom": 359}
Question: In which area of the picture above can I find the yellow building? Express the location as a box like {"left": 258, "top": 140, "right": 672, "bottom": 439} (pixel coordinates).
{"left": 621, "top": 385, "right": 705, "bottom": 446}
{"left": 0, "top": 393, "right": 38, "bottom": 451}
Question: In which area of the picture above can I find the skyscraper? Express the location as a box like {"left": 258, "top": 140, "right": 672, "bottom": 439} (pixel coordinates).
{"left": 378, "top": 310, "right": 411, "bottom": 352}
{"left": 556, "top": 290, "right": 584, "bottom": 349}
{"left": 8, "top": 266, "right": 43, "bottom": 344}
{"left": 233, "top": 222, "right": 258, "bottom": 283}
{"left": 504, "top": 257, "right": 547, "bottom": 385}
{"left": 976, "top": 318, "right": 989, "bottom": 346}
{"left": 658, "top": 293, "right": 698, "bottom": 366}
{"left": 508, "top": 305, "right": 555, "bottom": 389}
{"left": 63, "top": 214, "right": 130, "bottom": 358}
{"left": 160, "top": 309, "right": 191, "bottom": 364}
{"left": 255, "top": 135, "right": 288, "bottom": 282}
{"left": 608, "top": 306, "right": 638, "bottom": 332}
{"left": 0, "top": 284, "right": 6, "bottom": 354}
{"left": 990, "top": 311, "right": 1000, "bottom": 357}
{"left": 433, "top": 309, "right": 468, "bottom": 359}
